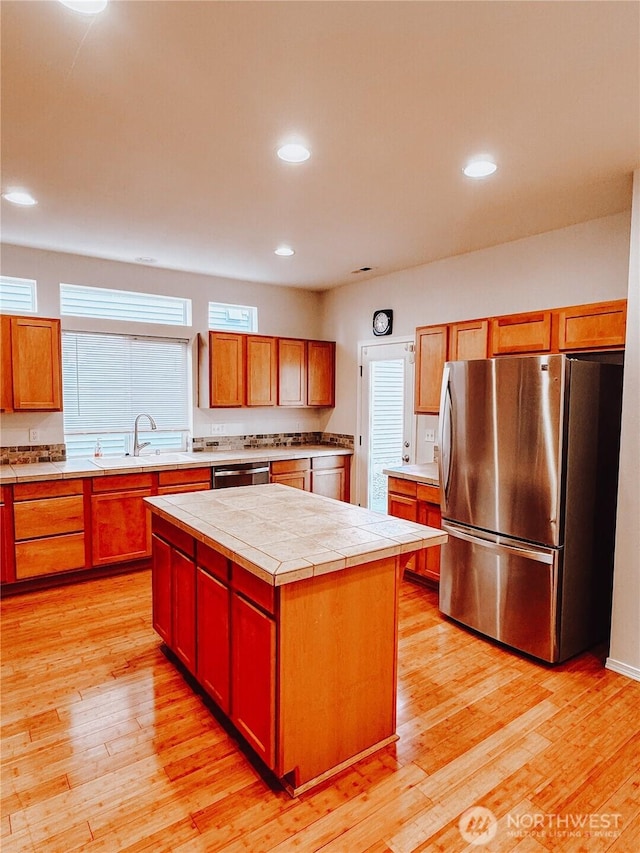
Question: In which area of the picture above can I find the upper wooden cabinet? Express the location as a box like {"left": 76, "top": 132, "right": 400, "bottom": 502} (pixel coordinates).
{"left": 278, "top": 338, "right": 307, "bottom": 406}
{"left": 210, "top": 333, "right": 335, "bottom": 408}
{"left": 556, "top": 299, "right": 627, "bottom": 351}
{"left": 449, "top": 319, "right": 489, "bottom": 361}
{"left": 1, "top": 315, "right": 63, "bottom": 412}
{"left": 490, "top": 311, "right": 552, "bottom": 356}
{"left": 307, "top": 340, "right": 335, "bottom": 407}
{"left": 414, "top": 325, "right": 448, "bottom": 414}
{"left": 209, "top": 332, "right": 245, "bottom": 407}
{"left": 415, "top": 299, "right": 626, "bottom": 415}
{"left": 246, "top": 335, "right": 277, "bottom": 406}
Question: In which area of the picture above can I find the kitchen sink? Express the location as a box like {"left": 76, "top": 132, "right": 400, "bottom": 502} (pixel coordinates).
{"left": 91, "top": 453, "right": 191, "bottom": 468}
{"left": 91, "top": 456, "right": 147, "bottom": 468}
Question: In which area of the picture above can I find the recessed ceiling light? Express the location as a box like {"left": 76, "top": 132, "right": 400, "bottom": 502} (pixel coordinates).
{"left": 2, "top": 190, "right": 38, "bottom": 206}
{"left": 277, "top": 144, "right": 311, "bottom": 164}
{"left": 58, "top": 0, "right": 109, "bottom": 13}
{"left": 463, "top": 158, "right": 497, "bottom": 179}
{"left": 274, "top": 246, "right": 295, "bottom": 257}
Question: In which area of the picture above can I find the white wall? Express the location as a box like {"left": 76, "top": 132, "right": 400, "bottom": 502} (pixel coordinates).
{"left": 0, "top": 244, "right": 328, "bottom": 446}
{"left": 321, "top": 211, "right": 631, "bottom": 437}
{"left": 607, "top": 173, "right": 640, "bottom": 681}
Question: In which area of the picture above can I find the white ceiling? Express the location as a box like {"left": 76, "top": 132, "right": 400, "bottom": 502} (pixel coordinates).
{"left": 1, "top": 1, "right": 639, "bottom": 291}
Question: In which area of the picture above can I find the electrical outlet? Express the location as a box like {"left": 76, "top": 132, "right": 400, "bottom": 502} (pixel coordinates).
{"left": 29, "top": 429, "right": 39, "bottom": 442}
{"left": 425, "top": 429, "right": 435, "bottom": 442}
{"left": 211, "top": 424, "right": 226, "bottom": 435}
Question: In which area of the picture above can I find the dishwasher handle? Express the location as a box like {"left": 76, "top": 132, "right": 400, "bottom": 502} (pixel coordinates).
{"left": 214, "top": 466, "right": 269, "bottom": 477}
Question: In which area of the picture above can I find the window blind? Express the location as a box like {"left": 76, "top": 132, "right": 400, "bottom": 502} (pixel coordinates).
{"left": 61, "top": 283, "right": 191, "bottom": 326}
{"left": 62, "top": 331, "right": 189, "bottom": 436}
{"left": 208, "top": 301, "right": 257, "bottom": 332}
{"left": 0, "top": 276, "right": 37, "bottom": 313}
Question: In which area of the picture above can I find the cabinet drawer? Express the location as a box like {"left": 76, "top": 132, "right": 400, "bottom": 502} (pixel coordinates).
{"left": 387, "top": 476, "right": 417, "bottom": 498}
{"left": 14, "top": 480, "right": 83, "bottom": 500}
{"left": 92, "top": 473, "right": 154, "bottom": 492}
{"left": 388, "top": 494, "right": 418, "bottom": 522}
{"left": 416, "top": 483, "right": 440, "bottom": 504}
{"left": 157, "top": 483, "right": 211, "bottom": 495}
{"left": 152, "top": 516, "right": 195, "bottom": 558}
{"left": 232, "top": 563, "right": 275, "bottom": 615}
{"left": 158, "top": 468, "right": 211, "bottom": 487}
{"left": 311, "top": 455, "right": 346, "bottom": 471}
{"left": 271, "top": 458, "right": 310, "bottom": 475}
{"left": 14, "top": 495, "right": 84, "bottom": 540}
{"left": 197, "top": 541, "right": 230, "bottom": 582}
{"left": 15, "top": 533, "right": 85, "bottom": 579}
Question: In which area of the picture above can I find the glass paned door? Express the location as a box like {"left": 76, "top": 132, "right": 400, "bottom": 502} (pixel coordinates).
{"left": 358, "top": 339, "right": 415, "bottom": 511}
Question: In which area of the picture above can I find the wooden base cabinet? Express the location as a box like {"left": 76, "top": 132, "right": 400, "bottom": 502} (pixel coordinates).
{"left": 387, "top": 477, "right": 441, "bottom": 584}
{"left": 150, "top": 515, "right": 400, "bottom": 796}
{"left": 230, "top": 592, "right": 276, "bottom": 767}
{"left": 12, "top": 480, "right": 86, "bottom": 579}
{"left": 196, "top": 566, "right": 230, "bottom": 714}
{"left": 270, "top": 458, "right": 311, "bottom": 491}
{"left": 91, "top": 474, "right": 153, "bottom": 566}
{"left": 271, "top": 455, "right": 350, "bottom": 502}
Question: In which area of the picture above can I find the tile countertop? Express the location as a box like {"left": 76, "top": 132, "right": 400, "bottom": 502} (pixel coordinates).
{"left": 382, "top": 462, "right": 439, "bottom": 486}
{"left": 0, "top": 446, "right": 352, "bottom": 485}
{"left": 145, "top": 483, "right": 447, "bottom": 587}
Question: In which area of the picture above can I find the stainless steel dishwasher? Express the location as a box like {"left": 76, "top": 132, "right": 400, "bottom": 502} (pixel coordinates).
{"left": 212, "top": 461, "right": 270, "bottom": 489}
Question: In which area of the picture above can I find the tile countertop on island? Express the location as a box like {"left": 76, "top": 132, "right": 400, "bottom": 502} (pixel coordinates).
{"left": 145, "top": 483, "right": 447, "bottom": 587}
{"left": 0, "top": 446, "right": 352, "bottom": 485}
{"left": 382, "top": 462, "right": 439, "bottom": 486}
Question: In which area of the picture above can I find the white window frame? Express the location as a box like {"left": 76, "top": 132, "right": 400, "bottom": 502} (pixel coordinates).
{"left": 60, "top": 283, "right": 192, "bottom": 326}
{"left": 208, "top": 301, "right": 258, "bottom": 332}
{"left": 62, "top": 330, "right": 191, "bottom": 457}
{"left": 0, "top": 276, "right": 37, "bottom": 314}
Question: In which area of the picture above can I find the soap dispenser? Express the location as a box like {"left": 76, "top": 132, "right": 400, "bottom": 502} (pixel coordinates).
{"left": 94, "top": 438, "right": 103, "bottom": 458}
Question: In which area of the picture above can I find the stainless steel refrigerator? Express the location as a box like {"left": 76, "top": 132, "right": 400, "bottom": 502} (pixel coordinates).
{"left": 437, "top": 353, "right": 623, "bottom": 663}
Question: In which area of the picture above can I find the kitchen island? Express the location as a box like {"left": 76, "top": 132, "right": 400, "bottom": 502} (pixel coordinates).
{"left": 145, "top": 483, "right": 446, "bottom": 795}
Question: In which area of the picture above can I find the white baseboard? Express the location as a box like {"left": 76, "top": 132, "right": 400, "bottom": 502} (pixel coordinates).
{"left": 605, "top": 657, "right": 640, "bottom": 682}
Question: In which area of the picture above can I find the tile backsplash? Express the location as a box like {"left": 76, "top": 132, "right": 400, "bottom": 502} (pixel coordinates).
{"left": 1, "top": 433, "right": 354, "bottom": 465}
{"left": 1, "top": 444, "right": 67, "bottom": 465}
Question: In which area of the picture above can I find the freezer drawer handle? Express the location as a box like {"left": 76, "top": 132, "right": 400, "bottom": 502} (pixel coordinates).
{"left": 443, "top": 522, "right": 554, "bottom": 564}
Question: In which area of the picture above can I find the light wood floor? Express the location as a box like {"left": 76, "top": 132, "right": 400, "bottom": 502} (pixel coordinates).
{"left": 1, "top": 571, "right": 639, "bottom": 853}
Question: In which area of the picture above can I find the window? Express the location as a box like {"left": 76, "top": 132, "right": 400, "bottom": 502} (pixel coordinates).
{"left": 62, "top": 331, "right": 190, "bottom": 457}
{"left": 208, "top": 301, "right": 257, "bottom": 332}
{"left": 0, "top": 276, "right": 37, "bottom": 313}
{"left": 60, "top": 283, "right": 191, "bottom": 326}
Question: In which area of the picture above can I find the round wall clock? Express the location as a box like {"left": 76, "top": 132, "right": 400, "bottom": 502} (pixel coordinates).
{"left": 372, "top": 309, "right": 393, "bottom": 336}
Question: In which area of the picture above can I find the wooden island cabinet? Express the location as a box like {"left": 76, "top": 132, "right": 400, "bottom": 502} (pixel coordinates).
{"left": 146, "top": 484, "right": 445, "bottom": 795}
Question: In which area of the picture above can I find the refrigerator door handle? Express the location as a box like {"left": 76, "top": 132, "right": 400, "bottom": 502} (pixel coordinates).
{"left": 443, "top": 521, "right": 555, "bottom": 565}
{"left": 439, "top": 364, "right": 452, "bottom": 506}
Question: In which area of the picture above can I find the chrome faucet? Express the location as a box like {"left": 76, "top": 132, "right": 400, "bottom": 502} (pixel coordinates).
{"left": 133, "top": 413, "right": 157, "bottom": 456}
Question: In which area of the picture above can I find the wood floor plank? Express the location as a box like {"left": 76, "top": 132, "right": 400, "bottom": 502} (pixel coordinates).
{"left": 2, "top": 570, "right": 638, "bottom": 853}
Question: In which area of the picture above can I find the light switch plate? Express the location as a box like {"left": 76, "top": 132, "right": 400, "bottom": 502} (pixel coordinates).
{"left": 425, "top": 429, "right": 435, "bottom": 442}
